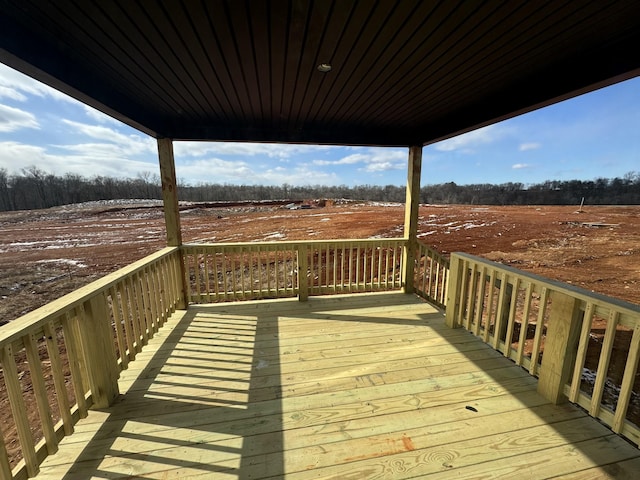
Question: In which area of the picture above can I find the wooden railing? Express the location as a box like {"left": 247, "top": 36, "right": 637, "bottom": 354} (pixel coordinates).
{"left": 16, "top": 238, "right": 639, "bottom": 477}
{"left": 414, "top": 241, "right": 449, "bottom": 307}
{"left": 182, "top": 239, "right": 406, "bottom": 303}
{"left": 446, "top": 252, "right": 640, "bottom": 447}
{"left": 0, "top": 247, "right": 182, "bottom": 479}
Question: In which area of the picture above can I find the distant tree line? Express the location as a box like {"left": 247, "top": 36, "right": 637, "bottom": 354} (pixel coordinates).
{"left": 424, "top": 172, "right": 640, "bottom": 205}
{"left": 1, "top": 167, "right": 639, "bottom": 212}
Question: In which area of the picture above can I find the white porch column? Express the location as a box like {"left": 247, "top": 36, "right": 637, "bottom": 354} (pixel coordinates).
{"left": 402, "top": 145, "right": 422, "bottom": 294}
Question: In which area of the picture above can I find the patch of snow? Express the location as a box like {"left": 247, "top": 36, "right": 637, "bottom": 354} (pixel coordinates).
{"left": 36, "top": 259, "right": 87, "bottom": 268}
{"left": 368, "top": 202, "right": 403, "bottom": 207}
{"left": 257, "top": 232, "right": 287, "bottom": 241}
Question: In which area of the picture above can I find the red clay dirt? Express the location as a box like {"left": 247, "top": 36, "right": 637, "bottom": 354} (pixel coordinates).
{"left": 1, "top": 201, "right": 639, "bottom": 469}
{"left": 2, "top": 201, "right": 639, "bottom": 324}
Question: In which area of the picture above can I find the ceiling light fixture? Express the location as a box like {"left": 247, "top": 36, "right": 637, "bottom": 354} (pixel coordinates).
{"left": 317, "top": 63, "right": 332, "bottom": 73}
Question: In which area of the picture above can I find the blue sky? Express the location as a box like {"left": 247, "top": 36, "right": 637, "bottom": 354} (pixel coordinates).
{"left": 0, "top": 62, "right": 638, "bottom": 188}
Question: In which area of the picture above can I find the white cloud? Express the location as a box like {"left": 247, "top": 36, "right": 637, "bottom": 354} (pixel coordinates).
{"left": 313, "top": 148, "right": 406, "bottom": 172}
{"left": 433, "top": 125, "right": 502, "bottom": 153}
{"left": 83, "top": 106, "right": 121, "bottom": 125}
{"left": 314, "top": 153, "right": 366, "bottom": 166}
{"left": 177, "top": 158, "right": 253, "bottom": 183}
{"left": 364, "top": 161, "right": 398, "bottom": 173}
{"left": 60, "top": 119, "right": 155, "bottom": 155}
{"left": 0, "top": 63, "right": 77, "bottom": 103}
{"left": 0, "top": 141, "right": 47, "bottom": 167}
{"left": 0, "top": 142, "right": 158, "bottom": 178}
{"left": 512, "top": 163, "right": 532, "bottom": 169}
{"left": 0, "top": 141, "right": 157, "bottom": 178}
{"left": 0, "top": 86, "right": 28, "bottom": 102}
{"left": 261, "top": 166, "right": 340, "bottom": 186}
{"left": 175, "top": 157, "right": 339, "bottom": 186}
{"left": 174, "top": 141, "right": 332, "bottom": 159}
{"left": 519, "top": 142, "right": 541, "bottom": 151}
{"left": 0, "top": 104, "right": 39, "bottom": 132}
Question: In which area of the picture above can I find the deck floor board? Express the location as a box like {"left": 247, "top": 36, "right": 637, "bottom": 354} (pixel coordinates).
{"left": 36, "top": 292, "right": 640, "bottom": 479}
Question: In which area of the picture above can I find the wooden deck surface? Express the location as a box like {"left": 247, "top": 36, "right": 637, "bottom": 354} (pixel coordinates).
{"left": 36, "top": 292, "right": 640, "bottom": 479}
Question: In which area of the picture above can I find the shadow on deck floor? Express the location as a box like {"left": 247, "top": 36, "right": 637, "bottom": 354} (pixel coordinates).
{"left": 36, "top": 292, "right": 640, "bottom": 479}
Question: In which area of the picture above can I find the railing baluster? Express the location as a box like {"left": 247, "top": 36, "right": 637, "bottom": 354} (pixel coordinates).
{"left": 473, "top": 266, "right": 487, "bottom": 337}
{"left": 515, "top": 282, "right": 534, "bottom": 366}
{"left": 61, "top": 311, "right": 88, "bottom": 418}
{"left": 590, "top": 310, "right": 620, "bottom": 417}
{"left": 109, "top": 286, "right": 128, "bottom": 370}
{"left": 434, "top": 259, "right": 441, "bottom": 302}
{"left": 465, "top": 263, "right": 478, "bottom": 330}
{"left": 456, "top": 260, "right": 469, "bottom": 328}
{"left": 220, "top": 252, "right": 228, "bottom": 301}
{"left": 297, "top": 243, "right": 309, "bottom": 301}
{"left": 158, "top": 258, "right": 170, "bottom": 322}
{"left": 201, "top": 250, "right": 210, "bottom": 302}
{"left": 134, "top": 272, "right": 149, "bottom": 345}
{"left": 355, "top": 244, "right": 361, "bottom": 291}
{"left": 239, "top": 247, "right": 246, "bottom": 299}
{"left": 415, "top": 245, "right": 424, "bottom": 294}
{"left": 22, "top": 331, "right": 58, "bottom": 454}
{"left": 529, "top": 286, "right": 549, "bottom": 376}
{"left": 43, "top": 321, "right": 74, "bottom": 435}
{"left": 232, "top": 249, "right": 239, "bottom": 300}
{"left": 194, "top": 251, "right": 203, "bottom": 303}
{"left": 325, "top": 243, "right": 330, "bottom": 290}
{"left": 147, "top": 267, "right": 160, "bottom": 334}
{"left": 503, "top": 277, "right": 521, "bottom": 359}
{"left": 569, "top": 302, "right": 595, "bottom": 402}
{"left": 370, "top": 245, "right": 376, "bottom": 290}
{"left": 122, "top": 277, "right": 140, "bottom": 355}
{"left": 211, "top": 250, "right": 220, "bottom": 301}
{"left": 482, "top": 270, "right": 496, "bottom": 343}
{"left": 340, "top": 243, "right": 346, "bottom": 290}
{"left": 613, "top": 322, "right": 640, "bottom": 432}
{"left": 427, "top": 254, "right": 434, "bottom": 298}
{"left": 274, "top": 247, "right": 278, "bottom": 297}
{"left": 492, "top": 272, "right": 509, "bottom": 350}
{"left": 334, "top": 244, "right": 340, "bottom": 293}
{"left": 1, "top": 344, "right": 39, "bottom": 477}
{"left": 384, "top": 244, "right": 391, "bottom": 290}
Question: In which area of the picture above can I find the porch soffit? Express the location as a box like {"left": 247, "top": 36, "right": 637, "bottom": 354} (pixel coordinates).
{"left": 1, "top": 0, "right": 640, "bottom": 146}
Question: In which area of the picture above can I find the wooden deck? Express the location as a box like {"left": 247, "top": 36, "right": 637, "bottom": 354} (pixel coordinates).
{"left": 35, "top": 292, "right": 640, "bottom": 479}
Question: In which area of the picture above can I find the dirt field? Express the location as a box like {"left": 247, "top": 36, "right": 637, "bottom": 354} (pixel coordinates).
{"left": 1, "top": 200, "right": 639, "bottom": 324}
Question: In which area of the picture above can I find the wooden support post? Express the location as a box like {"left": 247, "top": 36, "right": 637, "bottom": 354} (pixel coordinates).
{"left": 78, "top": 294, "right": 120, "bottom": 408}
{"left": 158, "top": 138, "right": 182, "bottom": 246}
{"left": 537, "top": 290, "right": 583, "bottom": 404}
{"left": 445, "top": 254, "right": 463, "bottom": 328}
{"left": 402, "top": 145, "right": 422, "bottom": 294}
{"left": 157, "top": 138, "right": 187, "bottom": 308}
{"left": 298, "top": 244, "right": 309, "bottom": 301}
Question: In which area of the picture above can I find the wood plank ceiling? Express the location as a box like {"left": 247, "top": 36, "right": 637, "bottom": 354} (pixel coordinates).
{"left": 1, "top": 0, "right": 640, "bottom": 146}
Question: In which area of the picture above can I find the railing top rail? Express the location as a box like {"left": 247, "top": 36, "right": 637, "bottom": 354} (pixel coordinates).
{"left": 0, "top": 246, "right": 179, "bottom": 347}
{"left": 453, "top": 251, "right": 640, "bottom": 317}
{"left": 182, "top": 238, "right": 407, "bottom": 249}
